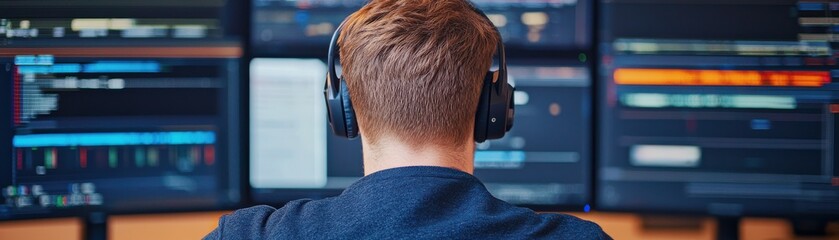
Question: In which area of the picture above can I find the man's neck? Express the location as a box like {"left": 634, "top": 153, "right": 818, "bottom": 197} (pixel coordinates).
{"left": 361, "top": 137, "right": 475, "bottom": 176}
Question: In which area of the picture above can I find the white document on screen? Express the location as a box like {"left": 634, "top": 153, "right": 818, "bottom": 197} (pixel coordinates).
{"left": 249, "top": 58, "right": 327, "bottom": 188}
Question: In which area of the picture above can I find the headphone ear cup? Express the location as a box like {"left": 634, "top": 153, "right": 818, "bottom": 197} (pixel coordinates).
{"left": 505, "top": 84, "right": 515, "bottom": 131}
{"left": 340, "top": 79, "right": 359, "bottom": 139}
{"left": 477, "top": 71, "right": 515, "bottom": 142}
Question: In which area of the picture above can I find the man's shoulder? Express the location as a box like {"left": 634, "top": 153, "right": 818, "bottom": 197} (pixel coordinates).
{"left": 533, "top": 212, "right": 611, "bottom": 239}
{"left": 228, "top": 204, "right": 279, "bottom": 218}
{"left": 203, "top": 200, "right": 318, "bottom": 240}
{"left": 203, "top": 205, "right": 274, "bottom": 240}
{"left": 205, "top": 202, "right": 610, "bottom": 239}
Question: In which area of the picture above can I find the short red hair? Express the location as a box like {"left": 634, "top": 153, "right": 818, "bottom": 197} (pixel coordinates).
{"left": 339, "top": 0, "right": 500, "bottom": 147}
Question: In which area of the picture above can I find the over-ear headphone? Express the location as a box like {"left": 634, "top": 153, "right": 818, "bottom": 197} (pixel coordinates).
{"left": 324, "top": 2, "right": 514, "bottom": 143}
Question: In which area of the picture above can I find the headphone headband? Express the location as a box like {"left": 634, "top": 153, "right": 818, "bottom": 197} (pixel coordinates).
{"left": 326, "top": 20, "right": 346, "bottom": 98}
{"left": 327, "top": 3, "right": 507, "bottom": 91}
{"left": 466, "top": 2, "right": 508, "bottom": 90}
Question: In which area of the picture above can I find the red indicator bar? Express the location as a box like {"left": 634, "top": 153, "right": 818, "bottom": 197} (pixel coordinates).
{"left": 13, "top": 66, "right": 21, "bottom": 125}
{"left": 80, "top": 147, "right": 88, "bottom": 168}
{"left": 51, "top": 148, "right": 58, "bottom": 169}
{"left": 831, "top": 104, "right": 839, "bottom": 113}
{"left": 614, "top": 68, "right": 830, "bottom": 87}
{"left": 16, "top": 149, "right": 23, "bottom": 170}
{"left": 191, "top": 146, "right": 201, "bottom": 166}
{"left": 203, "top": 145, "right": 215, "bottom": 166}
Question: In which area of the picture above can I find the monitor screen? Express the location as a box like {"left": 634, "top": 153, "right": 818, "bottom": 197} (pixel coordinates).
{"left": 251, "top": 0, "right": 592, "bottom": 57}
{"left": 249, "top": 58, "right": 593, "bottom": 209}
{"left": 0, "top": 1, "right": 243, "bottom": 220}
{"left": 597, "top": 0, "right": 839, "bottom": 216}
{"left": 0, "top": 50, "right": 242, "bottom": 220}
{"left": 1, "top": 0, "right": 242, "bottom": 44}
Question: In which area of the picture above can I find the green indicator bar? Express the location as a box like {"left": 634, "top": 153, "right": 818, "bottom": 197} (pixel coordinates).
{"left": 44, "top": 149, "right": 54, "bottom": 169}
{"left": 191, "top": 146, "right": 199, "bottom": 165}
{"left": 135, "top": 147, "right": 145, "bottom": 167}
{"left": 148, "top": 148, "right": 159, "bottom": 167}
{"left": 44, "top": 149, "right": 51, "bottom": 169}
{"left": 109, "top": 147, "right": 117, "bottom": 168}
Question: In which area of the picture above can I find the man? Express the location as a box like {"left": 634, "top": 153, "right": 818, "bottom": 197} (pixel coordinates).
{"left": 206, "top": 0, "right": 609, "bottom": 238}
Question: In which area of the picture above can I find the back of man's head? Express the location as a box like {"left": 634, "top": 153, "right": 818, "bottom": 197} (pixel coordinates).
{"left": 339, "top": 0, "right": 500, "bottom": 149}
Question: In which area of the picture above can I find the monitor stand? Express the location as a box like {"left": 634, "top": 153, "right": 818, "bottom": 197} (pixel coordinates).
{"left": 84, "top": 212, "right": 108, "bottom": 240}
{"left": 716, "top": 217, "right": 740, "bottom": 240}
{"left": 791, "top": 218, "right": 828, "bottom": 236}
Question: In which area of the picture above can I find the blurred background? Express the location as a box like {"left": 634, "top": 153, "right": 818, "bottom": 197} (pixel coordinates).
{"left": 0, "top": 0, "right": 837, "bottom": 239}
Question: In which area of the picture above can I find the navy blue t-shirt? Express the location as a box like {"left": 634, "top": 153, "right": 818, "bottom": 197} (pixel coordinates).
{"left": 205, "top": 166, "right": 610, "bottom": 239}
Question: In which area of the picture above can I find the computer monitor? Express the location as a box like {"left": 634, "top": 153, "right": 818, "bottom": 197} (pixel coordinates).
{"left": 249, "top": 58, "right": 593, "bottom": 209}
{"left": 0, "top": 51, "right": 243, "bottom": 220}
{"left": 1, "top": 0, "right": 244, "bottom": 43}
{"left": 0, "top": 1, "right": 243, "bottom": 221}
{"left": 597, "top": 0, "right": 839, "bottom": 220}
{"left": 250, "top": 0, "right": 592, "bottom": 57}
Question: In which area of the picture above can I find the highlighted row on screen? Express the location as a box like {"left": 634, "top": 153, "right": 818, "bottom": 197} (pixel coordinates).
{"left": 621, "top": 93, "right": 797, "bottom": 109}
{"left": 474, "top": 151, "right": 580, "bottom": 163}
{"left": 611, "top": 39, "right": 831, "bottom": 56}
{"left": 630, "top": 145, "right": 701, "bottom": 168}
{"left": 13, "top": 131, "right": 216, "bottom": 148}
{"left": 16, "top": 61, "right": 161, "bottom": 74}
{"left": 614, "top": 68, "right": 830, "bottom": 87}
